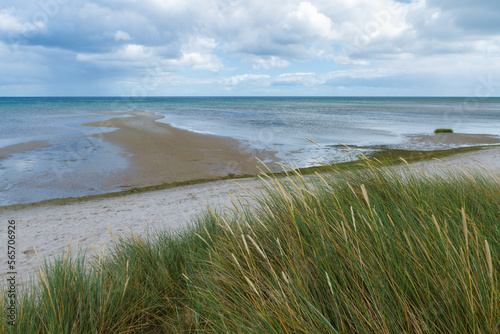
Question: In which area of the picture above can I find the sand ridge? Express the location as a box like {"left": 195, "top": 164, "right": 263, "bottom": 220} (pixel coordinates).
{"left": 84, "top": 110, "right": 279, "bottom": 188}
{"left": 0, "top": 140, "right": 52, "bottom": 160}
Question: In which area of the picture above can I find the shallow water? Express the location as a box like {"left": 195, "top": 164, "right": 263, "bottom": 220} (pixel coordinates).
{"left": 1, "top": 97, "right": 499, "bottom": 205}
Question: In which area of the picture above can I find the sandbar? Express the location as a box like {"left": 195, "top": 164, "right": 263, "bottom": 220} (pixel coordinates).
{"left": 0, "top": 140, "right": 52, "bottom": 160}
{"left": 404, "top": 132, "right": 500, "bottom": 149}
{"left": 84, "top": 110, "right": 278, "bottom": 188}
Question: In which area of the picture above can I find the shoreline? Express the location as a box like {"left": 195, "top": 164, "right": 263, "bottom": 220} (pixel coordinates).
{"left": 1, "top": 143, "right": 499, "bottom": 211}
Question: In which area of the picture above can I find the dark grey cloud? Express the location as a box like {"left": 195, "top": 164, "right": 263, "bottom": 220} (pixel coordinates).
{"left": 1, "top": 3, "right": 178, "bottom": 53}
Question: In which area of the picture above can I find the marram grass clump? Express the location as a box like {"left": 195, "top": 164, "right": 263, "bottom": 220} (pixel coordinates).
{"left": 2, "top": 160, "right": 500, "bottom": 333}
{"left": 434, "top": 128, "right": 454, "bottom": 133}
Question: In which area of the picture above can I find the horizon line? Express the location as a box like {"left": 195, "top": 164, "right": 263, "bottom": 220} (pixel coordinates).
{"left": 1, "top": 95, "right": 500, "bottom": 99}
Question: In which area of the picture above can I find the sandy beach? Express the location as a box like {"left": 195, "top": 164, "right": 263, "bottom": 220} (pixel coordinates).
{"left": 0, "top": 178, "right": 260, "bottom": 285}
{"left": 1, "top": 144, "right": 499, "bottom": 285}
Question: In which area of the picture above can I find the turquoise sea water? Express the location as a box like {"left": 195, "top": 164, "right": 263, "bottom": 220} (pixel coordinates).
{"left": 1, "top": 97, "right": 500, "bottom": 205}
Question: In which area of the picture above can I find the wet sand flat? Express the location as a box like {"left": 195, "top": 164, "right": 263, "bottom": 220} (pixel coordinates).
{"left": 0, "top": 140, "right": 52, "bottom": 160}
{"left": 404, "top": 133, "right": 500, "bottom": 149}
{"left": 84, "top": 110, "right": 277, "bottom": 188}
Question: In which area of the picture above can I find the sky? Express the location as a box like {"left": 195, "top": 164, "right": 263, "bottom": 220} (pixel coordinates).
{"left": 0, "top": 0, "right": 499, "bottom": 96}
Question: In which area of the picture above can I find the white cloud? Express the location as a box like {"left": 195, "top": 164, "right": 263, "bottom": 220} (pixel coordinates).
{"left": 272, "top": 68, "right": 399, "bottom": 87}
{"left": 0, "top": 9, "right": 24, "bottom": 33}
{"left": 0, "top": 8, "right": 45, "bottom": 38}
{"left": 75, "top": 37, "right": 227, "bottom": 73}
{"left": 76, "top": 44, "right": 154, "bottom": 61}
{"left": 76, "top": 44, "right": 158, "bottom": 68}
{"left": 223, "top": 74, "right": 271, "bottom": 86}
{"left": 285, "top": 2, "right": 339, "bottom": 41}
{"left": 183, "top": 36, "right": 218, "bottom": 53}
{"left": 114, "top": 30, "right": 132, "bottom": 41}
{"left": 248, "top": 56, "right": 291, "bottom": 69}
{"left": 171, "top": 36, "right": 226, "bottom": 72}
{"left": 175, "top": 52, "right": 225, "bottom": 72}
{"left": 275, "top": 72, "right": 321, "bottom": 85}
{"left": 120, "top": 44, "right": 151, "bottom": 59}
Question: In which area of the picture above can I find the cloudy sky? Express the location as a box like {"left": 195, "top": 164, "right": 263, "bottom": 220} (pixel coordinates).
{"left": 1, "top": 0, "right": 499, "bottom": 96}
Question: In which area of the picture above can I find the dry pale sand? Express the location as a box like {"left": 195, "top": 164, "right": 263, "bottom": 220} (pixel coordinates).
{"left": 410, "top": 145, "right": 500, "bottom": 173}
{"left": 0, "top": 178, "right": 262, "bottom": 285}
{"left": 1, "top": 143, "right": 499, "bottom": 285}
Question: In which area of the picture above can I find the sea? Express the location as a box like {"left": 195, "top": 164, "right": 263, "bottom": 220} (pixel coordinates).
{"left": 1, "top": 96, "right": 500, "bottom": 206}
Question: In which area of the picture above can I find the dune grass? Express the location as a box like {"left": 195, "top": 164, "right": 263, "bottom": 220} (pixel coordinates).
{"left": 2, "top": 159, "right": 500, "bottom": 333}
{"left": 434, "top": 128, "right": 454, "bottom": 133}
